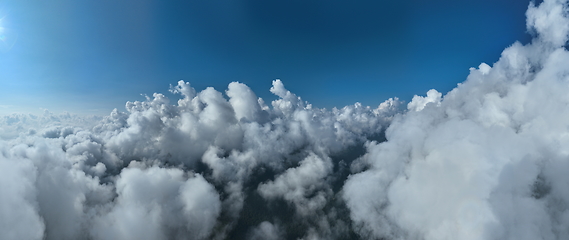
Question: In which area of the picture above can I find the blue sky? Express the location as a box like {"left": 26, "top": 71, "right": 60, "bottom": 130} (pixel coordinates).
{"left": 0, "top": 0, "right": 532, "bottom": 115}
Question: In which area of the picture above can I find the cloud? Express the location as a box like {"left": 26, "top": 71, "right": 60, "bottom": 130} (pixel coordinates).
{"left": 247, "top": 221, "right": 283, "bottom": 240}
{"left": 407, "top": 89, "right": 442, "bottom": 112}
{"left": 91, "top": 165, "right": 221, "bottom": 240}
{"left": 0, "top": 78, "right": 398, "bottom": 239}
{"left": 258, "top": 153, "right": 332, "bottom": 216}
{"left": 0, "top": 110, "right": 101, "bottom": 140}
{"left": 0, "top": 154, "right": 44, "bottom": 240}
{"left": 343, "top": 0, "right": 569, "bottom": 239}
{"left": 527, "top": 0, "right": 569, "bottom": 47}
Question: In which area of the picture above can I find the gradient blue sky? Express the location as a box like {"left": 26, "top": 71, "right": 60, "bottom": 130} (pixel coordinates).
{"left": 0, "top": 0, "right": 532, "bottom": 115}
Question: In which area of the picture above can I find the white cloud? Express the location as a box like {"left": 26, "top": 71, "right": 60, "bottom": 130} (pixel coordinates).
{"left": 91, "top": 165, "right": 220, "bottom": 240}
{"left": 343, "top": 0, "right": 569, "bottom": 239}
{"left": 0, "top": 78, "right": 397, "bottom": 239}
{"left": 407, "top": 89, "right": 442, "bottom": 111}
{"left": 0, "top": 110, "right": 101, "bottom": 140}
{"left": 527, "top": 0, "right": 569, "bottom": 47}
{"left": 0, "top": 154, "right": 44, "bottom": 240}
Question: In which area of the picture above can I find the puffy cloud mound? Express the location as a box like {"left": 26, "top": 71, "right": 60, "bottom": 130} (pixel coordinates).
{"left": 343, "top": 0, "right": 569, "bottom": 239}
{"left": 3, "top": 0, "right": 569, "bottom": 239}
{"left": 91, "top": 166, "right": 221, "bottom": 240}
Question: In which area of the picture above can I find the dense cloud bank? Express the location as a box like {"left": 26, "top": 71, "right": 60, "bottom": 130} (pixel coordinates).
{"left": 0, "top": 110, "right": 102, "bottom": 140}
{"left": 3, "top": 0, "right": 569, "bottom": 239}
{"left": 344, "top": 1, "right": 569, "bottom": 239}
{"left": 0, "top": 78, "right": 400, "bottom": 240}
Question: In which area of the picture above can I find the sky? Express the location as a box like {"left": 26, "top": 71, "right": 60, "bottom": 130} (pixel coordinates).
{"left": 0, "top": 0, "right": 532, "bottom": 115}
{"left": 4, "top": 0, "right": 569, "bottom": 239}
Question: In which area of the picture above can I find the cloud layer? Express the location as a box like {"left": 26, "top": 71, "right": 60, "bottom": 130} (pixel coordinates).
{"left": 0, "top": 78, "right": 399, "bottom": 239}
{"left": 2, "top": 0, "right": 569, "bottom": 239}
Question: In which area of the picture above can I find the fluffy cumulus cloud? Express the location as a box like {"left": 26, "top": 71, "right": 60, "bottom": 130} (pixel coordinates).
{"left": 344, "top": 0, "right": 569, "bottom": 239}
{"left": 91, "top": 166, "right": 220, "bottom": 240}
{"left": 3, "top": 0, "right": 569, "bottom": 239}
{"left": 0, "top": 77, "right": 399, "bottom": 239}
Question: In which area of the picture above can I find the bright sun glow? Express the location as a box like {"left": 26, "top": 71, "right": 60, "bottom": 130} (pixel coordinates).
{"left": 0, "top": 17, "right": 5, "bottom": 38}
{"left": 0, "top": 15, "right": 16, "bottom": 51}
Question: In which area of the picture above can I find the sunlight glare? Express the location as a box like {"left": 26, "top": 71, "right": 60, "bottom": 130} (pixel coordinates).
{"left": 0, "top": 15, "right": 17, "bottom": 51}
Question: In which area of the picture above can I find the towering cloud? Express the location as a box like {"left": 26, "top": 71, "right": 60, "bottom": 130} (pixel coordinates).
{"left": 2, "top": 0, "right": 569, "bottom": 239}
{"left": 343, "top": 0, "right": 569, "bottom": 239}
